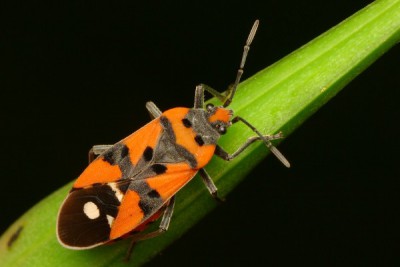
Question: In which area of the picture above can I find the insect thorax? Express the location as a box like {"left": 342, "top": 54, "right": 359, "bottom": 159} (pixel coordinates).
{"left": 185, "top": 108, "right": 221, "bottom": 145}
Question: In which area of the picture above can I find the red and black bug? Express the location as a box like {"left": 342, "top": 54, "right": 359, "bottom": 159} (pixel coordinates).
{"left": 57, "top": 20, "right": 290, "bottom": 259}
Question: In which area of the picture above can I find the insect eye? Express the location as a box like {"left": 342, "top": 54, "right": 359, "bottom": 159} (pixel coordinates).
{"left": 206, "top": 103, "right": 214, "bottom": 111}
{"left": 218, "top": 125, "right": 227, "bottom": 134}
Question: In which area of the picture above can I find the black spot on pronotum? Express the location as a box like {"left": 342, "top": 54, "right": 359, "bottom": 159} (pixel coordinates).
{"left": 195, "top": 135, "right": 204, "bottom": 146}
{"left": 120, "top": 145, "right": 129, "bottom": 158}
{"left": 152, "top": 164, "right": 167, "bottom": 174}
{"left": 143, "top": 146, "right": 154, "bottom": 162}
{"left": 147, "top": 189, "right": 161, "bottom": 199}
{"left": 182, "top": 118, "right": 192, "bottom": 128}
{"left": 7, "top": 226, "right": 23, "bottom": 249}
{"left": 103, "top": 150, "right": 115, "bottom": 165}
{"left": 139, "top": 200, "right": 152, "bottom": 216}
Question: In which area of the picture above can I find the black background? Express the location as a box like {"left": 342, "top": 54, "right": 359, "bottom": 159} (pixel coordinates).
{"left": 1, "top": 1, "right": 399, "bottom": 266}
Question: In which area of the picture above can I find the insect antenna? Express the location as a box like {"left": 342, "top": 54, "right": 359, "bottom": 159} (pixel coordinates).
{"left": 223, "top": 19, "right": 259, "bottom": 107}
{"left": 232, "top": 116, "right": 291, "bottom": 168}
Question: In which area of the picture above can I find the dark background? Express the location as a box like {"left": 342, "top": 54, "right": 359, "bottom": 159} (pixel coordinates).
{"left": 1, "top": 0, "right": 399, "bottom": 266}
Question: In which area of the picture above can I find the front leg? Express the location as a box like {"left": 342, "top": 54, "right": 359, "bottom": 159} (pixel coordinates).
{"left": 214, "top": 132, "right": 290, "bottom": 167}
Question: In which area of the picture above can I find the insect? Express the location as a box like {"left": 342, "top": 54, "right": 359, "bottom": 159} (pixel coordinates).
{"left": 57, "top": 20, "right": 290, "bottom": 259}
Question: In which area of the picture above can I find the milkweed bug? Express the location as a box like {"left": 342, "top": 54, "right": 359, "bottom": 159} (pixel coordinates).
{"left": 57, "top": 20, "right": 290, "bottom": 260}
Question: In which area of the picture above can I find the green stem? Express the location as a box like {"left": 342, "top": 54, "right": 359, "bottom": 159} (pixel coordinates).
{"left": 1, "top": 0, "right": 399, "bottom": 266}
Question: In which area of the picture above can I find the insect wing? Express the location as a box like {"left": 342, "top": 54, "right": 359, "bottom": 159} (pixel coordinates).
{"left": 58, "top": 119, "right": 163, "bottom": 248}
{"left": 72, "top": 119, "right": 163, "bottom": 189}
{"left": 57, "top": 117, "right": 199, "bottom": 248}
{"left": 110, "top": 163, "right": 197, "bottom": 240}
{"left": 57, "top": 179, "right": 131, "bottom": 249}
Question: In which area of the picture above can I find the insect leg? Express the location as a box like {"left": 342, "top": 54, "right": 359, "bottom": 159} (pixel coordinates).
{"left": 88, "top": 145, "right": 113, "bottom": 163}
{"left": 145, "top": 101, "right": 162, "bottom": 119}
{"left": 124, "top": 196, "right": 176, "bottom": 261}
{"left": 198, "top": 168, "right": 224, "bottom": 202}
{"left": 214, "top": 132, "right": 290, "bottom": 167}
{"left": 230, "top": 116, "right": 290, "bottom": 167}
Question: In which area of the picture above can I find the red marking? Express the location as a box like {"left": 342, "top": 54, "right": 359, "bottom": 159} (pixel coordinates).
{"left": 73, "top": 159, "right": 122, "bottom": 188}
{"left": 208, "top": 108, "right": 231, "bottom": 123}
{"left": 110, "top": 190, "right": 144, "bottom": 240}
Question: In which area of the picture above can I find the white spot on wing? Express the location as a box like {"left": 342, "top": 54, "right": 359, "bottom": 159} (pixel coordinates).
{"left": 83, "top": 201, "right": 100, "bottom": 219}
{"left": 108, "top": 182, "right": 124, "bottom": 202}
{"left": 106, "top": 215, "right": 115, "bottom": 227}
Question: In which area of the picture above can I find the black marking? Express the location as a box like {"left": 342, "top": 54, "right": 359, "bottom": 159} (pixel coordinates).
{"left": 182, "top": 118, "right": 192, "bottom": 128}
{"left": 187, "top": 109, "right": 220, "bottom": 145}
{"left": 159, "top": 114, "right": 197, "bottom": 168}
{"left": 7, "top": 226, "right": 23, "bottom": 249}
{"left": 195, "top": 135, "right": 205, "bottom": 146}
{"left": 138, "top": 200, "right": 152, "bottom": 216}
{"left": 176, "top": 145, "right": 198, "bottom": 168}
{"left": 120, "top": 145, "right": 129, "bottom": 158}
{"left": 152, "top": 164, "right": 167, "bottom": 174}
{"left": 114, "top": 143, "right": 135, "bottom": 179}
{"left": 103, "top": 150, "right": 115, "bottom": 165}
{"left": 143, "top": 146, "right": 154, "bottom": 162}
{"left": 127, "top": 181, "right": 165, "bottom": 224}
{"left": 147, "top": 189, "right": 161, "bottom": 199}
{"left": 97, "top": 143, "right": 135, "bottom": 180}
{"left": 57, "top": 185, "right": 121, "bottom": 247}
{"left": 160, "top": 116, "right": 176, "bottom": 141}
{"left": 118, "top": 181, "right": 130, "bottom": 193}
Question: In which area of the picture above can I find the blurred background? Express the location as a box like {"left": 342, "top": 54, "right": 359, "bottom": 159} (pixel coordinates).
{"left": 1, "top": 0, "right": 399, "bottom": 266}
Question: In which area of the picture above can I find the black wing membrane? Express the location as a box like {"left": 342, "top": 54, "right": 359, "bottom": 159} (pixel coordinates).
{"left": 57, "top": 179, "right": 131, "bottom": 249}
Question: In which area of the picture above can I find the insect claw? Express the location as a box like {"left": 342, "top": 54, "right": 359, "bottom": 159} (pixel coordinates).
{"left": 212, "top": 192, "right": 226, "bottom": 203}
